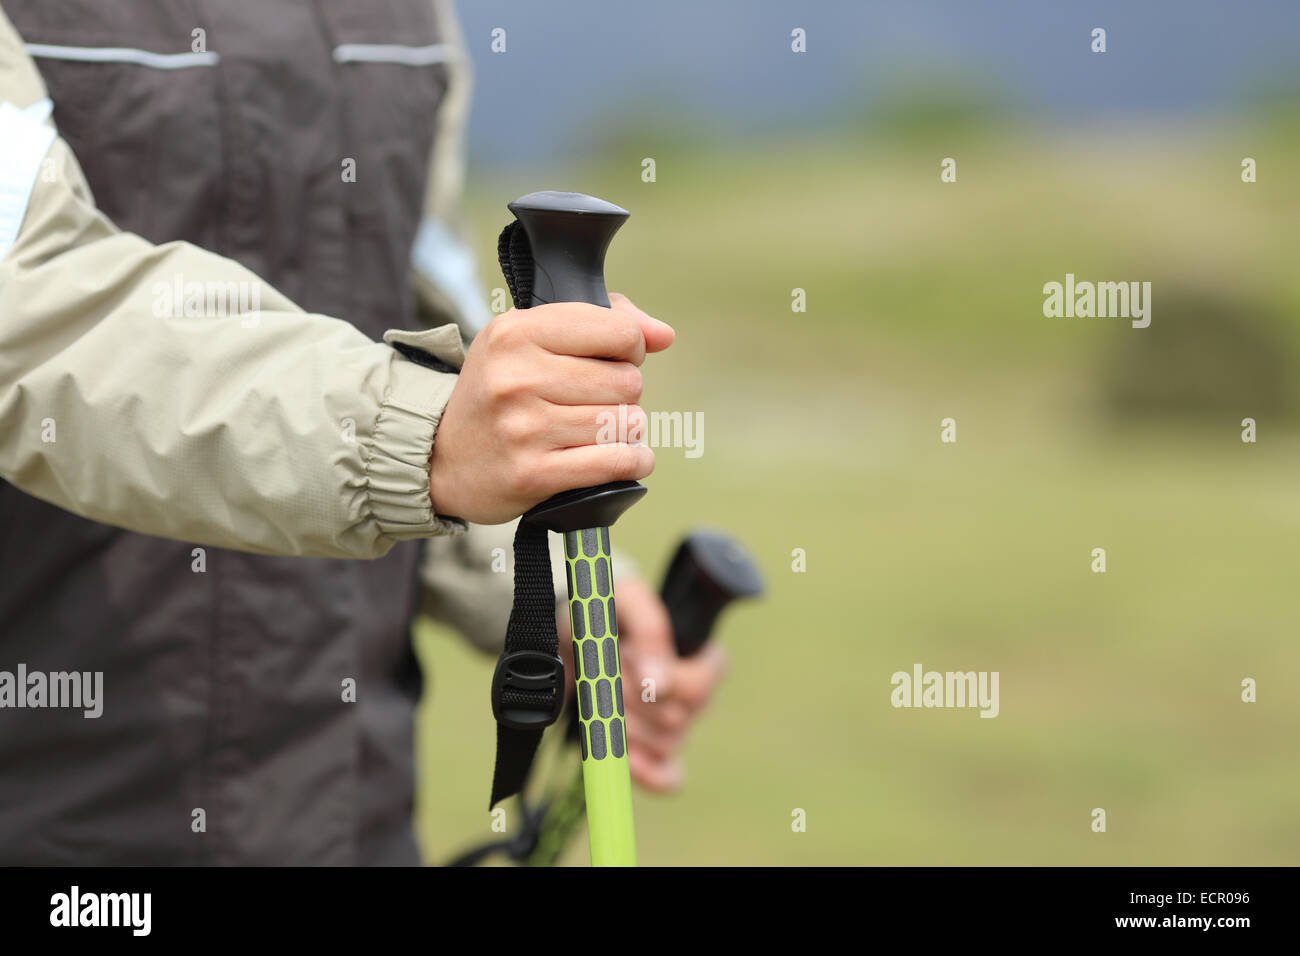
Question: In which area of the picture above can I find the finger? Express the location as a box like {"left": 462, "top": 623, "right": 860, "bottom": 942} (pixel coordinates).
{"left": 615, "top": 578, "right": 676, "bottom": 662}
{"left": 540, "top": 442, "right": 655, "bottom": 491}
{"left": 525, "top": 303, "right": 648, "bottom": 364}
{"left": 633, "top": 698, "right": 689, "bottom": 734}
{"left": 608, "top": 293, "right": 675, "bottom": 353}
{"left": 664, "top": 645, "right": 727, "bottom": 712}
{"left": 628, "top": 750, "right": 684, "bottom": 793}
{"left": 620, "top": 644, "right": 673, "bottom": 702}
{"left": 624, "top": 713, "right": 680, "bottom": 760}
{"left": 539, "top": 405, "right": 649, "bottom": 450}
{"left": 533, "top": 355, "right": 643, "bottom": 406}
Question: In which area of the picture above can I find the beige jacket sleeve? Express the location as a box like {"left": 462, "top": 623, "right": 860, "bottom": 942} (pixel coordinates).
{"left": 0, "top": 6, "right": 467, "bottom": 559}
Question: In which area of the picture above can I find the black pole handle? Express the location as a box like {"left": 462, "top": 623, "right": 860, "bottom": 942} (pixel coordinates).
{"left": 508, "top": 191, "right": 627, "bottom": 307}
{"left": 659, "top": 530, "right": 765, "bottom": 657}
{"left": 505, "top": 191, "right": 646, "bottom": 533}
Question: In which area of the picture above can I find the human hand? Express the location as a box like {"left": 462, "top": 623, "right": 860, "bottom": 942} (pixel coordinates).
{"left": 428, "top": 294, "right": 673, "bottom": 524}
{"left": 608, "top": 574, "right": 727, "bottom": 791}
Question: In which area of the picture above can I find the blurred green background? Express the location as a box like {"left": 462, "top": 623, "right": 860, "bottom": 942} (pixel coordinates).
{"left": 413, "top": 74, "right": 1300, "bottom": 864}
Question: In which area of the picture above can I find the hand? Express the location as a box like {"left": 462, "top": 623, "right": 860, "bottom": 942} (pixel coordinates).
{"left": 428, "top": 294, "right": 674, "bottom": 524}
{"left": 611, "top": 575, "right": 727, "bottom": 792}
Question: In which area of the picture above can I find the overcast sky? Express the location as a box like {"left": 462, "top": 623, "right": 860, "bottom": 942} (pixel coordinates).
{"left": 456, "top": 1, "right": 1300, "bottom": 166}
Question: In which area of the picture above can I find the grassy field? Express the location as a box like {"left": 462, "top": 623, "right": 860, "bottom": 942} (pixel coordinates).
{"left": 414, "top": 117, "right": 1300, "bottom": 865}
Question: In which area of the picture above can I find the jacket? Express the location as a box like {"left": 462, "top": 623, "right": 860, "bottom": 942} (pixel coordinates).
{"left": 0, "top": 0, "right": 526, "bottom": 864}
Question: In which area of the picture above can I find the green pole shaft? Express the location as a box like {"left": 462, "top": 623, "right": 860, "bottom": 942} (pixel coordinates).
{"left": 563, "top": 526, "right": 636, "bottom": 866}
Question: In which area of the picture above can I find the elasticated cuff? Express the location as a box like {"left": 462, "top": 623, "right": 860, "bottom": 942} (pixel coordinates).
{"left": 365, "top": 325, "right": 468, "bottom": 540}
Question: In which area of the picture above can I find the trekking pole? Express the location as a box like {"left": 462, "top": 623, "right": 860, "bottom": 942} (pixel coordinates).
{"left": 453, "top": 529, "right": 765, "bottom": 867}
{"left": 490, "top": 191, "right": 646, "bottom": 866}
{"left": 522, "top": 529, "right": 765, "bottom": 866}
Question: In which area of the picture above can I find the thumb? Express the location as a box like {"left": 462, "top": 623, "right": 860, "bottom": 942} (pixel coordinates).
{"left": 609, "top": 292, "right": 674, "bottom": 353}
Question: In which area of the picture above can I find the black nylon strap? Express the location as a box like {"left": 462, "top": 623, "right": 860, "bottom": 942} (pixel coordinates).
{"left": 497, "top": 221, "right": 534, "bottom": 310}
{"left": 489, "top": 519, "right": 560, "bottom": 807}
{"left": 390, "top": 341, "right": 460, "bottom": 375}
{"left": 488, "top": 225, "right": 559, "bottom": 809}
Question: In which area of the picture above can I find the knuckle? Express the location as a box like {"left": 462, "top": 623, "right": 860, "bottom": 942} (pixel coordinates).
{"left": 499, "top": 409, "right": 535, "bottom": 444}
{"left": 611, "top": 318, "right": 642, "bottom": 356}
{"left": 603, "top": 364, "right": 641, "bottom": 403}
{"left": 621, "top": 365, "right": 644, "bottom": 402}
{"left": 611, "top": 442, "right": 652, "bottom": 481}
{"left": 625, "top": 405, "right": 648, "bottom": 442}
{"left": 482, "top": 312, "right": 512, "bottom": 345}
{"left": 483, "top": 371, "right": 511, "bottom": 402}
{"left": 488, "top": 311, "right": 528, "bottom": 349}
{"left": 483, "top": 367, "right": 527, "bottom": 404}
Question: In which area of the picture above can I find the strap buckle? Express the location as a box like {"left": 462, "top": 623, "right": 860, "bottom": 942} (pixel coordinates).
{"left": 491, "top": 649, "right": 566, "bottom": 731}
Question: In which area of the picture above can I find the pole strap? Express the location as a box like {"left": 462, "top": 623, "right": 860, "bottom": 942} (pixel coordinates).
{"left": 488, "top": 221, "right": 562, "bottom": 809}
{"left": 497, "top": 220, "right": 533, "bottom": 309}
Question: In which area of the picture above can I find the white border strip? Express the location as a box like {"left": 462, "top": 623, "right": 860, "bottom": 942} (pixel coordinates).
{"left": 0, "top": 102, "right": 57, "bottom": 261}
{"left": 23, "top": 98, "right": 53, "bottom": 124}
{"left": 411, "top": 219, "right": 492, "bottom": 335}
{"left": 24, "top": 43, "right": 219, "bottom": 69}
{"left": 332, "top": 43, "right": 452, "bottom": 66}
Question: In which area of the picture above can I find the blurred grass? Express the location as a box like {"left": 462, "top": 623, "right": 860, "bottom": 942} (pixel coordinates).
{"left": 415, "top": 113, "right": 1300, "bottom": 865}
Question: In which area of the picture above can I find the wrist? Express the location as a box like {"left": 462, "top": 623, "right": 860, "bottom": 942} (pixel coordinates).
{"left": 428, "top": 447, "right": 460, "bottom": 520}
